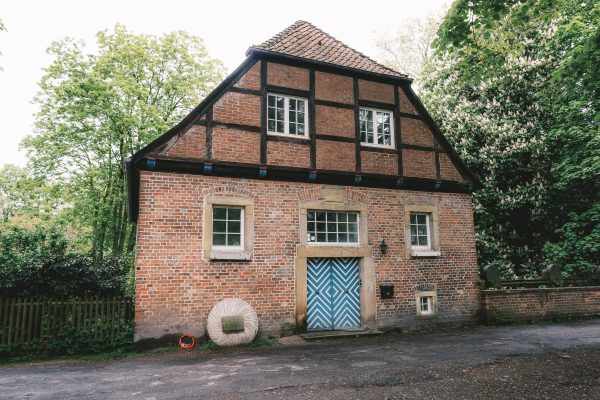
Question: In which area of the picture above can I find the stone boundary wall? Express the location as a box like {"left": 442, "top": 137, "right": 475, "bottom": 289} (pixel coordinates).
{"left": 481, "top": 287, "right": 600, "bottom": 324}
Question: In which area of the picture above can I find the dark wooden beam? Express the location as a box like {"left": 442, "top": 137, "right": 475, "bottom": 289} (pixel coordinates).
{"left": 361, "top": 146, "right": 396, "bottom": 154}
{"left": 315, "top": 99, "right": 354, "bottom": 110}
{"left": 353, "top": 77, "right": 361, "bottom": 174}
{"left": 403, "top": 144, "right": 441, "bottom": 153}
{"left": 398, "top": 112, "right": 422, "bottom": 120}
{"left": 309, "top": 70, "right": 317, "bottom": 169}
{"left": 229, "top": 86, "right": 261, "bottom": 96}
{"left": 394, "top": 84, "right": 403, "bottom": 177}
{"left": 260, "top": 61, "right": 268, "bottom": 165}
{"left": 315, "top": 134, "right": 355, "bottom": 143}
{"left": 267, "top": 135, "right": 310, "bottom": 145}
{"left": 206, "top": 106, "right": 213, "bottom": 160}
{"left": 212, "top": 121, "right": 261, "bottom": 133}
{"left": 359, "top": 99, "right": 395, "bottom": 111}
{"left": 266, "top": 85, "right": 310, "bottom": 98}
{"left": 434, "top": 137, "right": 441, "bottom": 182}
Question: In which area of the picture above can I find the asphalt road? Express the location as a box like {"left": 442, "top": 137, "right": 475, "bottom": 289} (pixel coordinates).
{"left": 1, "top": 320, "right": 600, "bottom": 400}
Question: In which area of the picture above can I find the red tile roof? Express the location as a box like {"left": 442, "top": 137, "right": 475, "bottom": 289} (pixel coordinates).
{"left": 248, "top": 20, "right": 407, "bottom": 79}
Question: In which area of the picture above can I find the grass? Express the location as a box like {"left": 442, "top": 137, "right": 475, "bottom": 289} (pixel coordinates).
{"left": 1, "top": 337, "right": 277, "bottom": 365}
{"left": 0, "top": 345, "right": 179, "bottom": 365}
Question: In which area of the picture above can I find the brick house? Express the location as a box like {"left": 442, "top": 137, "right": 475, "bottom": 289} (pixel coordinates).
{"left": 125, "top": 21, "right": 481, "bottom": 343}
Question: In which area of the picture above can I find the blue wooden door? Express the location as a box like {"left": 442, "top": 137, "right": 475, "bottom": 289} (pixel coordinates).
{"left": 307, "top": 258, "right": 361, "bottom": 331}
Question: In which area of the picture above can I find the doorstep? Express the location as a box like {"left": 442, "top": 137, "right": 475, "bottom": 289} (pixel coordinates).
{"left": 300, "top": 329, "right": 383, "bottom": 341}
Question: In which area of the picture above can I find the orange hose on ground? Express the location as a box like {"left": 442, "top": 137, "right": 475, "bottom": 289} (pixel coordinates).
{"left": 179, "top": 333, "right": 196, "bottom": 349}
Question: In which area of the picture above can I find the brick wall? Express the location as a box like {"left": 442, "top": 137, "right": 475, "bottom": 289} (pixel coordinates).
{"left": 234, "top": 61, "right": 261, "bottom": 90}
{"left": 315, "top": 105, "right": 354, "bottom": 138}
{"left": 399, "top": 87, "right": 418, "bottom": 115}
{"left": 267, "top": 140, "right": 311, "bottom": 168}
{"left": 482, "top": 288, "right": 600, "bottom": 323}
{"left": 315, "top": 71, "right": 353, "bottom": 104}
{"left": 361, "top": 151, "right": 398, "bottom": 176}
{"left": 213, "top": 91, "right": 261, "bottom": 127}
{"left": 440, "top": 153, "right": 466, "bottom": 183}
{"left": 316, "top": 140, "right": 355, "bottom": 171}
{"left": 402, "top": 149, "right": 436, "bottom": 179}
{"left": 135, "top": 172, "right": 479, "bottom": 341}
{"left": 358, "top": 79, "right": 395, "bottom": 104}
{"left": 212, "top": 128, "right": 260, "bottom": 164}
{"left": 401, "top": 118, "right": 434, "bottom": 147}
{"left": 267, "top": 62, "right": 309, "bottom": 90}
{"left": 164, "top": 125, "right": 206, "bottom": 159}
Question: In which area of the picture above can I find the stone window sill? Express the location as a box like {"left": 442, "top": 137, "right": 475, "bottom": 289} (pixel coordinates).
{"left": 411, "top": 250, "right": 441, "bottom": 258}
{"left": 210, "top": 250, "right": 252, "bottom": 261}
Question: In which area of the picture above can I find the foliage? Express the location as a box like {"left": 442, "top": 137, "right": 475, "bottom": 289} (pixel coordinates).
{"left": 421, "top": 0, "right": 599, "bottom": 277}
{"left": 375, "top": 13, "right": 442, "bottom": 83}
{"left": 0, "top": 164, "right": 65, "bottom": 227}
{"left": 0, "top": 226, "right": 133, "bottom": 297}
{"left": 0, "top": 315, "right": 133, "bottom": 356}
{"left": 21, "top": 25, "right": 226, "bottom": 261}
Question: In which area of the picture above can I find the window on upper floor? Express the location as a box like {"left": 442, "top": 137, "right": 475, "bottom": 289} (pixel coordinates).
{"left": 267, "top": 93, "right": 309, "bottom": 137}
{"left": 307, "top": 211, "right": 359, "bottom": 244}
{"left": 359, "top": 107, "right": 394, "bottom": 148}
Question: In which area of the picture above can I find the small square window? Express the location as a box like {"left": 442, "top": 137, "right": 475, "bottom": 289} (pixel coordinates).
{"left": 212, "top": 206, "right": 244, "bottom": 249}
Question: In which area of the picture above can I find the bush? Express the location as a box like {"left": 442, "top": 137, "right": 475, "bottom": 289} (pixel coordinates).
{"left": 0, "top": 226, "right": 133, "bottom": 297}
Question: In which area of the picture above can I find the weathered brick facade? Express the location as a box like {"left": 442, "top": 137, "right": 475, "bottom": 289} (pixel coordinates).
{"left": 135, "top": 172, "right": 479, "bottom": 340}
{"left": 128, "top": 21, "right": 481, "bottom": 343}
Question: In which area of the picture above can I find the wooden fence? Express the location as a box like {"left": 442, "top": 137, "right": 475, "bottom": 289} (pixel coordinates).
{"left": 0, "top": 297, "right": 134, "bottom": 350}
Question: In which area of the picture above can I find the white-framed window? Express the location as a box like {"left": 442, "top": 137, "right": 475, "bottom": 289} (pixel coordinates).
{"left": 267, "top": 93, "right": 308, "bottom": 137}
{"left": 307, "top": 211, "right": 359, "bottom": 244}
{"left": 359, "top": 107, "right": 394, "bottom": 148}
{"left": 420, "top": 296, "right": 433, "bottom": 315}
{"left": 212, "top": 206, "right": 244, "bottom": 249}
{"left": 410, "top": 212, "right": 431, "bottom": 249}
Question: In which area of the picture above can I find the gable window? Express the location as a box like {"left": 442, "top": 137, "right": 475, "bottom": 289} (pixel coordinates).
{"left": 267, "top": 94, "right": 308, "bottom": 137}
{"left": 410, "top": 212, "right": 431, "bottom": 249}
{"left": 360, "top": 107, "right": 394, "bottom": 148}
{"left": 307, "top": 211, "right": 359, "bottom": 244}
{"left": 212, "top": 206, "right": 244, "bottom": 249}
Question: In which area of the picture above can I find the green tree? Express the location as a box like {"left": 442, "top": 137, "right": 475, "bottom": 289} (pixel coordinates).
{"left": 23, "top": 25, "right": 226, "bottom": 260}
{"left": 0, "top": 164, "right": 62, "bottom": 226}
{"left": 420, "top": 0, "right": 599, "bottom": 277}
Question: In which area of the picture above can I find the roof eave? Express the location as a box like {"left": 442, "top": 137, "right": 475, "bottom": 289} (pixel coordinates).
{"left": 246, "top": 47, "right": 413, "bottom": 84}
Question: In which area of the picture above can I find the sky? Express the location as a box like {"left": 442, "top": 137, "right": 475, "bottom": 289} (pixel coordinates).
{"left": 0, "top": 0, "right": 449, "bottom": 168}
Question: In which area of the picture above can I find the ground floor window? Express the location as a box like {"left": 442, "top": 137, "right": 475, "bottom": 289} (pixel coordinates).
{"left": 307, "top": 211, "right": 359, "bottom": 244}
{"left": 420, "top": 296, "right": 433, "bottom": 314}
{"left": 416, "top": 290, "right": 437, "bottom": 317}
{"left": 212, "top": 206, "right": 244, "bottom": 248}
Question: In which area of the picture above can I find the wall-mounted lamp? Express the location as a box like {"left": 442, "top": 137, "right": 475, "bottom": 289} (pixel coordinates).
{"left": 380, "top": 239, "right": 388, "bottom": 255}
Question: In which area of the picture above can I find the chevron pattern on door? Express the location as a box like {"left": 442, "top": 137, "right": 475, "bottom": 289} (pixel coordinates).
{"left": 307, "top": 258, "right": 361, "bottom": 332}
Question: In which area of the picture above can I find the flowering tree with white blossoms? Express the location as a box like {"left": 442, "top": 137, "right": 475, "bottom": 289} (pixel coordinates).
{"left": 420, "top": 0, "right": 599, "bottom": 277}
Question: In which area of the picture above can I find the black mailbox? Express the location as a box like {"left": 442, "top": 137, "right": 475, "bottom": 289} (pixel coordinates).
{"left": 379, "top": 283, "right": 394, "bottom": 299}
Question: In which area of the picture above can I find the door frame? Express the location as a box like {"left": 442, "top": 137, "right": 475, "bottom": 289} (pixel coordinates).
{"left": 295, "top": 198, "right": 376, "bottom": 329}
